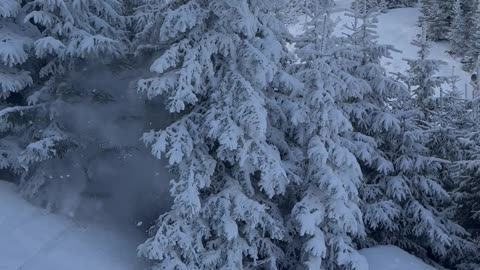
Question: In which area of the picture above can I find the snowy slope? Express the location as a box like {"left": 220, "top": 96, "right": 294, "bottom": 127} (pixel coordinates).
{"left": 360, "top": 245, "right": 439, "bottom": 270}
{"left": 0, "top": 181, "right": 147, "bottom": 270}
{"left": 375, "top": 8, "right": 471, "bottom": 98}
{"left": 289, "top": 2, "right": 473, "bottom": 98}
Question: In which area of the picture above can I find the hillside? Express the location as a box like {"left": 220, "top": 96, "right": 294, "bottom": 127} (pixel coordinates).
{"left": 289, "top": 2, "right": 473, "bottom": 98}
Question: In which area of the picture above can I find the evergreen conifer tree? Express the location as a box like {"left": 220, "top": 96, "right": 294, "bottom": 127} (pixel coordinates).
{"left": 462, "top": 1, "right": 480, "bottom": 70}
{"left": 341, "top": 0, "right": 408, "bottom": 256}
{"left": 135, "top": 0, "right": 304, "bottom": 268}
{"left": 286, "top": 1, "right": 368, "bottom": 268}
{"left": 448, "top": 96, "right": 480, "bottom": 270}
{"left": 392, "top": 26, "right": 478, "bottom": 268}
{"left": 352, "top": 0, "right": 417, "bottom": 12}
{"left": 0, "top": 0, "right": 37, "bottom": 175}
{"left": 351, "top": 0, "right": 385, "bottom": 13}
{"left": 404, "top": 24, "right": 449, "bottom": 114}
{"left": 385, "top": 0, "right": 416, "bottom": 8}
{"left": 340, "top": 4, "right": 475, "bottom": 267}
{"left": 12, "top": 0, "right": 130, "bottom": 207}
{"left": 449, "top": 0, "right": 467, "bottom": 56}
{"left": 420, "top": 0, "right": 457, "bottom": 42}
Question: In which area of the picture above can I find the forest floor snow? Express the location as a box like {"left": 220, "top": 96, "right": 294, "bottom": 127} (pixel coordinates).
{"left": 375, "top": 8, "right": 471, "bottom": 98}
{"left": 1, "top": 180, "right": 439, "bottom": 270}
{"left": 0, "top": 181, "right": 147, "bottom": 270}
{"left": 360, "top": 245, "right": 439, "bottom": 270}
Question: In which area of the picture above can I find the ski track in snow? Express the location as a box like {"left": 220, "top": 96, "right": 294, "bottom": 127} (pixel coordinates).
{"left": 16, "top": 225, "right": 76, "bottom": 270}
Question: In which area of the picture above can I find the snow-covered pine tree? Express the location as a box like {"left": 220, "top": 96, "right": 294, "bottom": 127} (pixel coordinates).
{"left": 0, "top": 0, "right": 38, "bottom": 176}
{"left": 449, "top": 0, "right": 467, "bottom": 56}
{"left": 286, "top": 1, "right": 367, "bottom": 269}
{"left": 130, "top": 0, "right": 174, "bottom": 56}
{"left": 384, "top": 0, "right": 416, "bottom": 8}
{"left": 434, "top": 0, "right": 454, "bottom": 41}
{"left": 443, "top": 88, "right": 480, "bottom": 269}
{"left": 428, "top": 84, "right": 469, "bottom": 174}
{"left": 351, "top": 0, "right": 417, "bottom": 10}
{"left": 24, "top": 0, "right": 127, "bottom": 75}
{"left": 340, "top": 2, "right": 474, "bottom": 267}
{"left": 276, "top": 0, "right": 313, "bottom": 25}
{"left": 428, "top": 91, "right": 480, "bottom": 268}
{"left": 379, "top": 98, "right": 474, "bottom": 265}
{"left": 419, "top": 0, "right": 434, "bottom": 24}
{"left": 0, "top": 0, "right": 34, "bottom": 99}
{"left": 404, "top": 24, "right": 448, "bottom": 114}
{"left": 462, "top": 0, "right": 480, "bottom": 71}
{"left": 15, "top": 0, "right": 129, "bottom": 207}
{"left": 351, "top": 0, "right": 387, "bottom": 13}
{"left": 446, "top": 0, "right": 479, "bottom": 69}
{"left": 454, "top": 128, "right": 480, "bottom": 230}
{"left": 421, "top": 0, "right": 452, "bottom": 41}
{"left": 340, "top": 0, "right": 407, "bottom": 253}
{"left": 386, "top": 25, "right": 478, "bottom": 268}
{"left": 135, "top": 0, "right": 303, "bottom": 268}
{"left": 449, "top": 103, "right": 480, "bottom": 269}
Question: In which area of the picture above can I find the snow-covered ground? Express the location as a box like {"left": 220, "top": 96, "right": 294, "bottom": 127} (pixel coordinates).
{"left": 289, "top": 2, "right": 473, "bottom": 98}
{"left": 0, "top": 181, "right": 147, "bottom": 270}
{"left": 361, "top": 245, "right": 438, "bottom": 270}
{"left": 376, "top": 8, "right": 471, "bottom": 98}
{"left": 0, "top": 180, "right": 440, "bottom": 270}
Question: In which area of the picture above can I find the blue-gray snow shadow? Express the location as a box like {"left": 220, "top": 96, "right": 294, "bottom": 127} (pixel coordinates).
{"left": 58, "top": 65, "right": 173, "bottom": 248}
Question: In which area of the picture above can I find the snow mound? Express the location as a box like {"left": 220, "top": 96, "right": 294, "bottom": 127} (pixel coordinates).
{"left": 360, "top": 245, "right": 438, "bottom": 270}
{"left": 0, "top": 181, "right": 146, "bottom": 270}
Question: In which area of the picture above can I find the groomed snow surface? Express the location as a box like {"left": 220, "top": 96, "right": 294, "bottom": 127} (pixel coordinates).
{"left": 1, "top": 180, "right": 438, "bottom": 270}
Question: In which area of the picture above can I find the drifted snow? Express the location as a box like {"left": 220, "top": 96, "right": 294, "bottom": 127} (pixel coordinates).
{"left": 0, "top": 181, "right": 147, "bottom": 270}
{"left": 360, "top": 245, "right": 439, "bottom": 270}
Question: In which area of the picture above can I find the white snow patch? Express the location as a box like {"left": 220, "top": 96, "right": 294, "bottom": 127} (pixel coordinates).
{"left": 375, "top": 8, "right": 471, "bottom": 98}
{"left": 289, "top": 3, "right": 473, "bottom": 99}
{"left": 360, "top": 245, "right": 438, "bottom": 270}
{"left": 0, "top": 181, "right": 147, "bottom": 270}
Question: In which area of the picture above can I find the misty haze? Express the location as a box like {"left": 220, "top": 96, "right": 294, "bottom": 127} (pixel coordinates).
{"left": 0, "top": 0, "right": 479, "bottom": 269}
